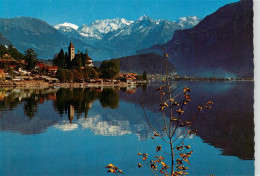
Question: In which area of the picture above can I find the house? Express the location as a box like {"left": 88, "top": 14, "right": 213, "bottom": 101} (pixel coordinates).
{"left": 18, "top": 68, "right": 31, "bottom": 75}
{"left": 48, "top": 66, "right": 58, "bottom": 74}
{"left": 119, "top": 73, "right": 137, "bottom": 84}
{"left": 0, "top": 54, "right": 24, "bottom": 70}
{"left": 35, "top": 63, "right": 58, "bottom": 74}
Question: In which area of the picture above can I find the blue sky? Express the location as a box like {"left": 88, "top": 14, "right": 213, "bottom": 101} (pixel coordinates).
{"left": 0, "top": 0, "right": 239, "bottom": 25}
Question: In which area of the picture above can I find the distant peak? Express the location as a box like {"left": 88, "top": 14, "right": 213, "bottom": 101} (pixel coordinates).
{"left": 178, "top": 16, "right": 199, "bottom": 21}
{"left": 176, "top": 16, "right": 200, "bottom": 28}
{"left": 138, "top": 15, "right": 151, "bottom": 21}
{"left": 54, "top": 22, "right": 79, "bottom": 30}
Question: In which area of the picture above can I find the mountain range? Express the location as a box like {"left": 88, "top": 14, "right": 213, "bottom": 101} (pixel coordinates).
{"left": 0, "top": 15, "right": 200, "bottom": 60}
{"left": 138, "top": 0, "right": 253, "bottom": 78}
{"left": 55, "top": 15, "right": 200, "bottom": 59}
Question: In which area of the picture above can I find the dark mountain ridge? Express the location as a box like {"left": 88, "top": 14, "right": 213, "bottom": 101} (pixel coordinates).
{"left": 138, "top": 0, "right": 253, "bottom": 78}
{"left": 94, "top": 53, "right": 176, "bottom": 74}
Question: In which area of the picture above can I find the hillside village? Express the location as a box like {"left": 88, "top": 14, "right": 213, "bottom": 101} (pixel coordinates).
{"left": 0, "top": 43, "right": 147, "bottom": 88}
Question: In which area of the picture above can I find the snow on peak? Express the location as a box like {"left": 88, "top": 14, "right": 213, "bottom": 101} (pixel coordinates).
{"left": 138, "top": 15, "right": 151, "bottom": 21}
{"left": 176, "top": 16, "right": 200, "bottom": 28}
{"left": 77, "top": 18, "right": 134, "bottom": 38}
{"left": 54, "top": 22, "right": 79, "bottom": 30}
{"left": 54, "top": 16, "right": 200, "bottom": 40}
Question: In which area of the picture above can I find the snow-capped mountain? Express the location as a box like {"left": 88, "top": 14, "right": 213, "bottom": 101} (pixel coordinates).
{"left": 55, "top": 15, "right": 199, "bottom": 40}
{"left": 78, "top": 18, "right": 134, "bottom": 39}
{"left": 54, "top": 22, "right": 79, "bottom": 31}
{"left": 176, "top": 16, "right": 200, "bottom": 28}
{"left": 54, "top": 15, "right": 200, "bottom": 59}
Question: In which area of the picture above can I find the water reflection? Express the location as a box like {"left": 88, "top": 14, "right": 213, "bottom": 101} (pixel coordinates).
{"left": 0, "top": 82, "right": 254, "bottom": 161}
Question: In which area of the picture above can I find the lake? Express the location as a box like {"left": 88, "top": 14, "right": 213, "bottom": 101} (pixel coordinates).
{"left": 0, "top": 81, "right": 254, "bottom": 176}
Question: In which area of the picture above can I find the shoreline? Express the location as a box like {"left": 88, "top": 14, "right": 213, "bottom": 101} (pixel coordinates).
{"left": 0, "top": 80, "right": 144, "bottom": 88}
{"left": 0, "top": 79, "right": 253, "bottom": 88}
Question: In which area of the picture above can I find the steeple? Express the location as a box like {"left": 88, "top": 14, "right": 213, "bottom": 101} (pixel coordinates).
{"left": 69, "top": 42, "right": 75, "bottom": 48}
{"left": 68, "top": 42, "right": 75, "bottom": 61}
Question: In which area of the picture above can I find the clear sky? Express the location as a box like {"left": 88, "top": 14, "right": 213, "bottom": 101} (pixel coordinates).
{"left": 0, "top": 0, "right": 239, "bottom": 25}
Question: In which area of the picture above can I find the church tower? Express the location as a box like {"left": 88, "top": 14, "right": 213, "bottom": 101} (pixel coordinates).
{"left": 68, "top": 42, "right": 75, "bottom": 61}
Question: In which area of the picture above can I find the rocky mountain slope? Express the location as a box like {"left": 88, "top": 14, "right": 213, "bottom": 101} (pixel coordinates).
{"left": 0, "top": 17, "right": 96, "bottom": 59}
{"left": 138, "top": 0, "right": 253, "bottom": 78}
{"left": 0, "top": 32, "right": 12, "bottom": 46}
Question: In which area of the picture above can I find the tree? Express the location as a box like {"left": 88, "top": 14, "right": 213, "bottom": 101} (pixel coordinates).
{"left": 81, "top": 51, "right": 87, "bottom": 67}
{"left": 65, "top": 70, "right": 74, "bottom": 82}
{"left": 85, "top": 66, "right": 98, "bottom": 79}
{"left": 142, "top": 71, "right": 147, "bottom": 80}
{"left": 71, "top": 53, "right": 82, "bottom": 69}
{"left": 24, "top": 49, "right": 37, "bottom": 71}
{"left": 53, "top": 49, "right": 66, "bottom": 69}
{"left": 73, "top": 69, "right": 84, "bottom": 82}
{"left": 100, "top": 60, "right": 120, "bottom": 79}
{"left": 56, "top": 69, "right": 67, "bottom": 82}
{"left": 136, "top": 47, "right": 213, "bottom": 175}
{"left": 8, "top": 45, "right": 23, "bottom": 60}
{"left": 0, "top": 44, "right": 7, "bottom": 56}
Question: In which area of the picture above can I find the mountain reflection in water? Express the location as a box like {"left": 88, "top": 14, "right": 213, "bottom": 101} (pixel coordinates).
{"left": 0, "top": 81, "right": 254, "bottom": 161}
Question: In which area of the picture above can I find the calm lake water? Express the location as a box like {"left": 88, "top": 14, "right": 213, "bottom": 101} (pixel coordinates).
{"left": 0, "top": 81, "right": 254, "bottom": 176}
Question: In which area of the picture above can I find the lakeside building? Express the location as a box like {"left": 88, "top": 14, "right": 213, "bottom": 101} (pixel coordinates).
{"left": 68, "top": 42, "right": 94, "bottom": 67}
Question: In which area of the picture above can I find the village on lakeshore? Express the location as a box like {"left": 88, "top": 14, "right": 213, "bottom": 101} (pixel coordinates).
{"left": 0, "top": 42, "right": 149, "bottom": 88}
{"left": 0, "top": 42, "right": 252, "bottom": 88}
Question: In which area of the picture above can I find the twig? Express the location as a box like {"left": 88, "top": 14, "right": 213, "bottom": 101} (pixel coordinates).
{"left": 142, "top": 105, "right": 169, "bottom": 144}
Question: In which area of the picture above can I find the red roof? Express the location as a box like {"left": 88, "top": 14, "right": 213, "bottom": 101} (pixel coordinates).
{"left": 48, "top": 66, "right": 58, "bottom": 71}
{"left": 69, "top": 42, "right": 75, "bottom": 48}
{"left": 36, "top": 63, "right": 45, "bottom": 67}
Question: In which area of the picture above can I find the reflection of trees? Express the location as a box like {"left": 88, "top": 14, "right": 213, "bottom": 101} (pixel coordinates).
{"left": 0, "top": 89, "right": 57, "bottom": 119}
{"left": 54, "top": 88, "right": 120, "bottom": 122}
{"left": 99, "top": 88, "right": 119, "bottom": 109}
{"left": 54, "top": 88, "right": 100, "bottom": 122}
{"left": 24, "top": 94, "right": 38, "bottom": 119}
{"left": 0, "top": 90, "right": 20, "bottom": 111}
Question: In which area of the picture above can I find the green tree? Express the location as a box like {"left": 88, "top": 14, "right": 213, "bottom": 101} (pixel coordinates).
{"left": 73, "top": 69, "right": 84, "bottom": 82}
{"left": 8, "top": 45, "right": 23, "bottom": 60}
{"left": 100, "top": 60, "right": 120, "bottom": 79}
{"left": 66, "top": 70, "right": 74, "bottom": 82}
{"left": 0, "top": 44, "right": 7, "bottom": 56}
{"left": 81, "top": 51, "right": 86, "bottom": 67}
{"left": 71, "top": 53, "right": 82, "bottom": 69}
{"left": 142, "top": 71, "right": 147, "bottom": 80}
{"left": 53, "top": 49, "right": 66, "bottom": 69}
{"left": 24, "top": 49, "right": 37, "bottom": 71}
{"left": 64, "top": 52, "right": 71, "bottom": 69}
{"left": 56, "top": 69, "right": 67, "bottom": 82}
{"left": 85, "top": 66, "right": 98, "bottom": 79}
{"left": 136, "top": 75, "right": 142, "bottom": 80}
